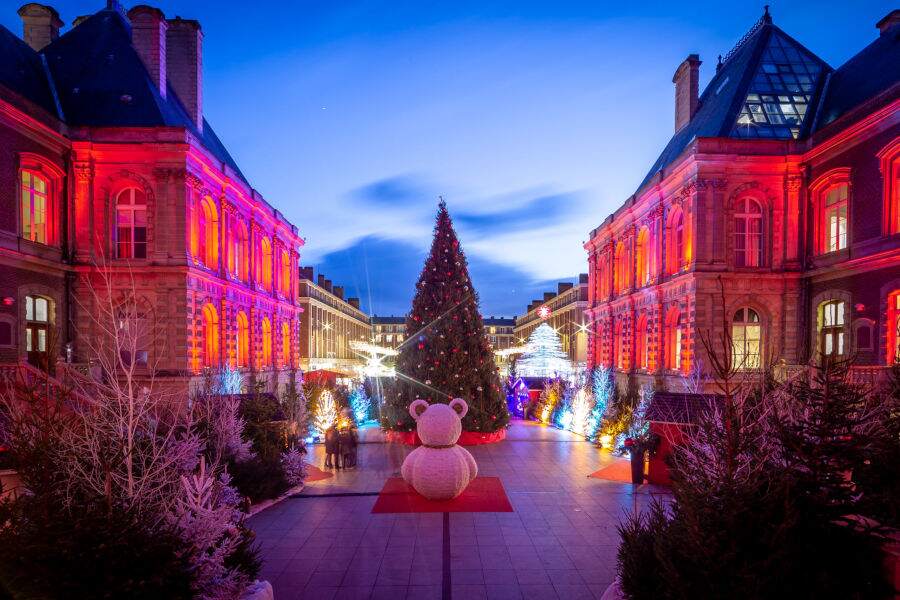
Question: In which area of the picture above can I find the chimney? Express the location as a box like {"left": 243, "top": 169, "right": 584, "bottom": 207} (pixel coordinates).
{"left": 299, "top": 266, "right": 314, "bottom": 281}
{"left": 673, "top": 54, "right": 701, "bottom": 132}
{"left": 558, "top": 282, "right": 573, "bottom": 294}
{"left": 128, "top": 6, "right": 167, "bottom": 97}
{"left": 543, "top": 292, "right": 555, "bottom": 302}
{"left": 323, "top": 279, "right": 332, "bottom": 293}
{"left": 333, "top": 286, "right": 344, "bottom": 300}
{"left": 348, "top": 297, "right": 360, "bottom": 310}
{"left": 166, "top": 17, "right": 203, "bottom": 131}
{"left": 579, "top": 273, "right": 589, "bottom": 283}
{"left": 317, "top": 274, "right": 326, "bottom": 288}
{"left": 17, "top": 3, "right": 62, "bottom": 51}
{"left": 876, "top": 10, "right": 900, "bottom": 35}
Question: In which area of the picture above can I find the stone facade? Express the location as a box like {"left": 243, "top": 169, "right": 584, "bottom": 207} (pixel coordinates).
{"left": 0, "top": 3, "right": 303, "bottom": 393}
{"left": 585, "top": 11, "right": 900, "bottom": 391}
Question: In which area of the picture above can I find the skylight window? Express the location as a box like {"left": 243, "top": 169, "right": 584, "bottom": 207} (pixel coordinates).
{"left": 731, "top": 31, "right": 823, "bottom": 140}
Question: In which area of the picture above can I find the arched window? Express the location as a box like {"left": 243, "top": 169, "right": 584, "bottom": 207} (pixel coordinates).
{"left": 818, "top": 300, "right": 846, "bottom": 358}
{"left": 613, "top": 241, "right": 626, "bottom": 295}
{"left": 281, "top": 321, "right": 291, "bottom": 368}
{"left": 887, "top": 292, "right": 900, "bottom": 365}
{"left": 196, "top": 196, "right": 219, "bottom": 268}
{"left": 115, "top": 187, "right": 147, "bottom": 259}
{"left": 202, "top": 303, "right": 219, "bottom": 368}
{"left": 20, "top": 170, "right": 50, "bottom": 245}
{"left": 731, "top": 308, "right": 762, "bottom": 370}
{"left": 230, "top": 220, "right": 249, "bottom": 282}
{"left": 665, "top": 309, "right": 682, "bottom": 371}
{"left": 235, "top": 311, "right": 249, "bottom": 368}
{"left": 734, "top": 198, "right": 763, "bottom": 267}
{"left": 261, "top": 317, "right": 272, "bottom": 368}
{"left": 635, "top": 313, "right": 649, "bottom": 370}
{"left": 258, "top": 237, "right": 273, "bottom": 291}
{"left": 667, "top": 208, "right": 685, "bottom": 274}
{"left": 811, "top": 172, "right": 850, "bottom": 255}
{"left": 877, "top": 139, "right": 900, "bottom": 236}
{"left": 25, "top": 295, "right": 50, "bottom": 366}
{"left": 635, "top": 227, "right": 651, "bottom": 287}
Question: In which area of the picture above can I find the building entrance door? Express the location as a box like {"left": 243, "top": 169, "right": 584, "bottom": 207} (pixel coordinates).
{"left": 25, "top": 296, "right": 50, "bottom": 369}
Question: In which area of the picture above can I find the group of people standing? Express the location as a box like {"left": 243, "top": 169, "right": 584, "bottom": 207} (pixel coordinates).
{"left": 324, "top": 410, "right": 359, "bottom": 470}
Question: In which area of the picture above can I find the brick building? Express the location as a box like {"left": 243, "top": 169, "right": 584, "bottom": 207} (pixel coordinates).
{"left": 297, "top": 267, "right": 370, "bottom": 376}
{"left": 584, "top": 9, "right": 900, "bottom": 390}
{"left": 0, "top": 3, "right": 303, "bottom": 392}
{"left": 514, "top": 275, "right": 589, "bottom": 369}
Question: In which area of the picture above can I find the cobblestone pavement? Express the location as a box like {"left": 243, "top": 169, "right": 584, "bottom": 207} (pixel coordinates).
{"left": 249, "top": 421, "right": 668, "bottom": 600}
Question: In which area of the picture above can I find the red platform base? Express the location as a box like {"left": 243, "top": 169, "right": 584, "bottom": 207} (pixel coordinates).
{"left": 383, "top": 428, "right": 506, "bottom": 446}
{"left": 372, "top": 476, "right": 513, "bottom": 513}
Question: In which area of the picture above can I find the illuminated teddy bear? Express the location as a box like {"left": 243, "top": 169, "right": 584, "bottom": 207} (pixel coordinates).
{"left": 401, "top": 398, "right": 478, "bottom": 500}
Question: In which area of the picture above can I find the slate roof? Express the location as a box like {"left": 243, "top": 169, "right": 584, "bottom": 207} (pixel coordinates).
{"left": 636, "top": 11, "right": 834, "bottom": 195}
{"left": 484, "top": 317, "right": 515, "bottom": 326}
{"left": 0, "top": 24, "right": 59, "bottom": 118}
{"left": 815, "top": 20, "right": 900, "bottom": 131}
{"left": 0, "top": 4, "right": 248, "bottom": 184}
{"left": 645, "top": 392, "right": 723, "bottom": 425}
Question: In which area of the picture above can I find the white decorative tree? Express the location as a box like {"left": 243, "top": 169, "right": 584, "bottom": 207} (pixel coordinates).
{"left": 516, "top": 323, "right": 572, "bottom": 379}
{"left": 313, "top": 389, "right": 338, "bottom": 435}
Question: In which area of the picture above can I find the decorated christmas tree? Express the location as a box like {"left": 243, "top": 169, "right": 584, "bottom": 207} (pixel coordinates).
{"left": 383, "top": 200, "right": 509, "bottom": 433}
{"left": 516, "top": 322, "right": 572, "bottom": 379}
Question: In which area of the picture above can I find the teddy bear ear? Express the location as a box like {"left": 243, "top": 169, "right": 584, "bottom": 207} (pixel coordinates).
{"left": 449, "top": 398, "right": 468, "bottom": 418}
{"left": 409, "top": 399, "right": 429, "bottom": 421}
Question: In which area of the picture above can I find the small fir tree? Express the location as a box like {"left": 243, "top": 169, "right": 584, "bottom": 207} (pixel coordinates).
{"left": 385, "top": 200, "right": 508, "bottom": 433}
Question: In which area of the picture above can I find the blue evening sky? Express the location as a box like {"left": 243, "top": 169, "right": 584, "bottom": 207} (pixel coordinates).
{"left": 4, "top": 1, "right": 892, "bottom": 316}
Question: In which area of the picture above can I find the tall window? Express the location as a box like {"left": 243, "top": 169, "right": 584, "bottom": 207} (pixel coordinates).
{"left": 613, "top": 320, "right": 624, "bottom": 370}
{"left": 635, "top": 227, "right": 650, "bottom": 287}
{"left": 236, "top": 311, "right": 249, "bottom": 367}
{"left": 613, "top": 241, "right": 626, "bottom": 294}
{"left": 822, "top": 184, "right": 848, "bottom": 253}
{"left": 196, "top": 197, "right": 219, "bottom": 268}
{"left": 731, "top": 308, "right": 762, "bottom": 369}
{"left": 261, "top": 317, "right": 272, "bottom": 367}
{"left": 281, "top": 322, "right": 291, "bottom": 368}
{"left": 887, "top": 292, "right": 900, "bottom": 365}
{"left": 635, "top": 314, "right": 649, "bottom": 370}
{"left": 25, "top": 295, "right": 50, "bottom": 367}
{"left": 21, "top": 171, "right": 49, "bottom": 244}
{"left": 665, "top": 309, "right": 682, "bottom": 371}
{"left": 819, "top": 300, "right": 846, "bottom": 358}
{"left": 202, "top": 303, "right": 219, "bottom": 368}
{"left": 734, "top": 198, "right": 763, "bottom": 267}
{"left": 667, "top": 208, "right": 685, "bottom": 274}
{"left": 878, "top": 139, "right": 900, "bottom": 236}
{"left": 116, "top": 187, "right": 147, "bottom": 259}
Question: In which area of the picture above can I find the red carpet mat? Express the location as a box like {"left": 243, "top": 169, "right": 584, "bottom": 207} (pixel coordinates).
{"left": 304, "top": 464, "right": 335, "bottom": 482}
{"left": 372, "top": 477, "right": 513, "bottom": 513}
{"left": 588, "top": 458, "right": 632, "bottom": 483}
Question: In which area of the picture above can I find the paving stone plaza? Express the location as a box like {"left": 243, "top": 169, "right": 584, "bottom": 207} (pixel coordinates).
{"left": 250, "top": 422, "right": 668, "bottom": 600}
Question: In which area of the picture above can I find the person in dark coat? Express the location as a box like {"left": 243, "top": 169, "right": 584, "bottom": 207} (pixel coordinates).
{"left": 339, "top": 425, "right": 358, "bottom": 468}
{"left": 324, "top": 425, "right": 340, "bottom": 469}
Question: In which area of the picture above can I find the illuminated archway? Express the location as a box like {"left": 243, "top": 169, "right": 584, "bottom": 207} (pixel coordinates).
{"left": 202, "top": 303, "right": 219, "bottom": 368}
{"left": 236, "top": 311, "right": 249, "bottom": 367}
